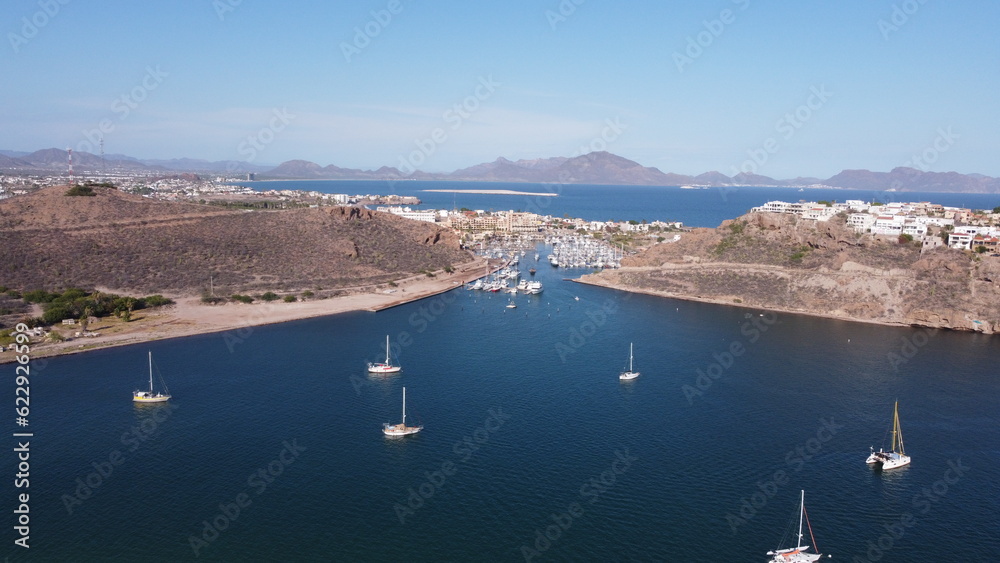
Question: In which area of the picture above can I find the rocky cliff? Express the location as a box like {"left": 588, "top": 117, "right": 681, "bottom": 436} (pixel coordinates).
{"left": 580, "top": 212, "right": 1000, "bottom": 333}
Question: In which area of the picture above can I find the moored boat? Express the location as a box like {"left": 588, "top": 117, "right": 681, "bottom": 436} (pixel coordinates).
{"left": 383, "top": 387, "right": 422, "bottom": 437}
{"left": 866, "top": 401, "right": 910, "bottom": 470}
{"left": 368, "top": 335, "right": 401, "bottom": 373}
{"left": 133, "top": 351, "right": 171, "bottom": 403}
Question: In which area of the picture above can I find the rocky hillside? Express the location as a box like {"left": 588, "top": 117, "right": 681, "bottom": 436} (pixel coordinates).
{"left": 0, "top": 186, "right": 469, "bottom": 295}
{"left": 580, "top": 212, "right": 1000, "bottom": 333}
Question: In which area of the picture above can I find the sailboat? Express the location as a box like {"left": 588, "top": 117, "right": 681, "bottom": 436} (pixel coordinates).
{"left": 133, "top": 351, "right": 171, "bottom": 403}
{"left": 866, "top": 400, "right": 910, "bottom": 470}
{"left": 383, "top": 387, "right": 423, "bottom": 437}
{"left": 367, "top": 335, "right": 401, "bottom": 373}
{"left": 766, "top": 490, "right": 829, "bottom": 562}
{"left": 619, "top": 343, "right": 639, "bottom": 380}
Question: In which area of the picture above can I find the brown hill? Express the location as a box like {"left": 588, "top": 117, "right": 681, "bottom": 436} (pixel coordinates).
{"left": 580, "top": 212, "right": 1000, "bottom": 333}
{"left": 0, "top": 186, "right": 469, "bottom": 295}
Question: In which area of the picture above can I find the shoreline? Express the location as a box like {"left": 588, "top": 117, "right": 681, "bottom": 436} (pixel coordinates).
{"left": 0, "top": 257, "right": 494, "bottom": 364}
{"left": 571, "top": 275, "right": 973, "bottom": 333}
{"left": 422, "top": 189, "right": 558, "bottom": 196}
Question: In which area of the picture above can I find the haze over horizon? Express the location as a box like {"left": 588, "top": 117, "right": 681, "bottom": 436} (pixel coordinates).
{"left": 4, "top": 1, "right": 997, "bottom": 178}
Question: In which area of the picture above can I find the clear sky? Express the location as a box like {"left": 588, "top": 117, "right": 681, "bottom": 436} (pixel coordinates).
{"left": 3, "top": 0, "right": 998, "bottom": 178}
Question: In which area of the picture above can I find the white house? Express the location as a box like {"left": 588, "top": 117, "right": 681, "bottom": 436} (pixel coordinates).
{"left": 948, "top": 232, "right": 973, "bottom": 249}
{"left": 847, "top": 213, "right": 875, "bottom": 232}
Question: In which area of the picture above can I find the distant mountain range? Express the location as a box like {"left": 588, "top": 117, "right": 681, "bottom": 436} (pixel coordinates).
{"left": 0, "top": 149, "right": 272, "bottom": 175}
{"left": 3, "top": 148, "right": 1000, "bottom": 193}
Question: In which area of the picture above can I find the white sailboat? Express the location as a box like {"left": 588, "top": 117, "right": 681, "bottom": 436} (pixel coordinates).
{"left": 866, "top": 400, "right": 910, "bottom": 470}
{"left": 766, "top": 490, "right": 829, "bottom": 562}
{"left": 368, "top": 335, "right": 401, "bottom": 374}
{"left": 619, "top": 343, "right": 639, "bottom": 380}
{"left": 383, "top": 387, "right": 423, "bottom": 437}
{"left": 133, "top": 351, "right": 171, "bottom": 403}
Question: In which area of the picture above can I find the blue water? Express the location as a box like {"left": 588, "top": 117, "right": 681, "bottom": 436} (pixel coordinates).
{"left": 9, "top": 251, "right": 1000, "bottom": 562}
{"left": 238, "top": 179, "right": 1000, "bottom": 227}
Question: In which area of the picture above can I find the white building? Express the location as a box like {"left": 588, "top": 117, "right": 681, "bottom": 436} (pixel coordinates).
{"left": 848, "top": 213, "right": 875, "bottom": 231}
{"left": 376, "top": 206, "right": 437, "bottom": 223}
{"left": 948, "top": 232, "right": 973, "bottom": 249}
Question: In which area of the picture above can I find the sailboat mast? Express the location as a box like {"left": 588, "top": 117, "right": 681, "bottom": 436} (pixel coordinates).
{"left": 402, "top": 387, "right": 407, "bottom": 425}
{"left": 893, "top": 401, "right": 904, "bottom": 454}
{"left": 385, "top": 335, "right": 391, "bottom": 363}
{"left": 629, "top": 343, "right": 634, "bottom": 371}
{"left": 797, "top": 490, "right": 805, "bottom": 549}
{"left": 148, "top": 351, "right": 153, "bottom": 392}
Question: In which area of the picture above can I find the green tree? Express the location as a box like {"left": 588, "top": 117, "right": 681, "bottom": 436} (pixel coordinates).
{"left": 65, "top": 185, "right": 96, "bottom": 196}
{"left": 261, "top": 292, "right": 279, "bottom": 302}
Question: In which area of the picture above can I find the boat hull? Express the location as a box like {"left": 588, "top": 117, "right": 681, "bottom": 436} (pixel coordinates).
{"left": 133, "top": 393, "right": 170, "bottom": 403}
{"left": 619, "top": 371, "right": 639, "bottom": 381}
{"left": 866, "top": 450, "right": 910, "bottom": 470}
{"left": 368, "top": 363, "right": 401, "bottom": 374}
{"left": 767, "top": 550, "right": 823, "bottom": 563}
{"left": 383, "top": 424, "right": 422, "bottom": 437}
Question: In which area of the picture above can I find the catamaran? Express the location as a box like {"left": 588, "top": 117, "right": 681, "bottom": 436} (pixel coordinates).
{"left": 866, "top": 400, "right": 910, "bottom": 470}
{"left": 619, "top": 343, "right": 639, "bottom": 381}
{"left": 766, "top": 490, "right": 829, "bottom": 562}
{"left": 368, "top": 335, "right": 401, "bottom": 374}
{"left": 133, "top": 351, "right": 171, "bottom": 403}
{"left": 383, "top": 387, "right": 423, "bottom": 437}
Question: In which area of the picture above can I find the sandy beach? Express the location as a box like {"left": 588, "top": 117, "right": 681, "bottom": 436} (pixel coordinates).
{"left": 1, "top": 257, "right": 491, "bottom": 363}
{"left": 422, "top": 189, "right": 558, "bottom": 196}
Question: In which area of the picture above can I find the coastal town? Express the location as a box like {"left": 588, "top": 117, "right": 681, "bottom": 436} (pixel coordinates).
{"left": 750, "top": 199, "right": 1000, "bottom": 253}
{"left": 0, "top": 172, "right": 683, "bottom": 243}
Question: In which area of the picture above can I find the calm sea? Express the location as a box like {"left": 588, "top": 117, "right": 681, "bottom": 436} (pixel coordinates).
{"left": 8, "top": 183, "right": 1000, "bottom": 561}
{"left": 238, "top": 179, "right": 1000, "bottom": 227}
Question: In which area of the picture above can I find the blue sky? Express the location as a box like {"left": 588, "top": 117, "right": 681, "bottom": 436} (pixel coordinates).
{"left": 3, "top": 0, "right": 997, "bottom": 178}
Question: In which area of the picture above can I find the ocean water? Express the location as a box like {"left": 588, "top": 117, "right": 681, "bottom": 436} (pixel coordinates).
{"left": 10, "top": 250, "right": 1000, "bottom": 562}
{"left": 239, "top": 179, "right": 1000, "bottom": 227}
